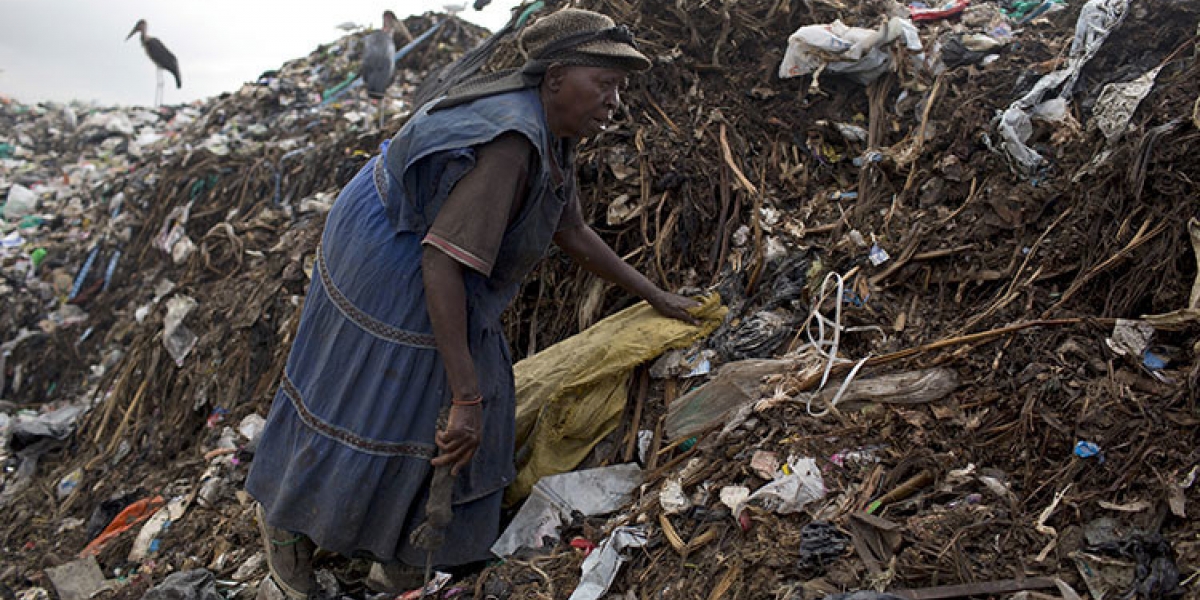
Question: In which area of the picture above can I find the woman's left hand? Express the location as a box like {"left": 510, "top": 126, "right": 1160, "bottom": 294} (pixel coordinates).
{"left": 649, "top": 291, "right": 701, "bottom": 325}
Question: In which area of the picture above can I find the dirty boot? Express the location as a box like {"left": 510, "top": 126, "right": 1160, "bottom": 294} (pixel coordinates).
{"left": 365, "top": 562, "right": 427, "bottom": 594}
{"left": 256, "top": 503, "right": 318, "bottom": 600}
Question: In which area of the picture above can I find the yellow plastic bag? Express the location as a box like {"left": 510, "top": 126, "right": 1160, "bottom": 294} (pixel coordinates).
{"left": 507, "top": 294, "right": 726, "bottom": 505}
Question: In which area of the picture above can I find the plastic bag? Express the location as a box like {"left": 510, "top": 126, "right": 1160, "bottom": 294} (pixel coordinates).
{"left": 997, "top": 0, "right": 1130, "bottom": 172}
{"left": 508, "top": 294, "right": 726, "bottom": 505}
{"left": 735, "top": 456, "right": 826, "bottom": 517}
{"left": 163, "top": 295, "right": 199, "bottom": 366}
{"left": 779, "top": 17, "right": 923, "bottom": 85}
{"left": 491, "top": 464, "right": 642, "bottom": 557}
{"left": 1093, "top": 66, "right": 1162, "bottom": 141}
{"left": 4, "top": 184, "right": 39, "bottom": 220}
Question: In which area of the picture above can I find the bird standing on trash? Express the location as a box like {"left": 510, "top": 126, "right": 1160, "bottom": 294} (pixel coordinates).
{"left": 125, "top": 19, "right": 181, "bottom": 107}
{"left": 362, "top": 11, "right": 400, "bottom": 129}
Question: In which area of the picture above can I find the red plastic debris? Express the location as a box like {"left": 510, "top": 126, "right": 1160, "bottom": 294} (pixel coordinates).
{"left": 908, "top": 0, "right": 970, "bottom": 21}
{"left": 570, "top": 537, "right": 597, "bottom": 557}
{"left": 738, "top": 511, "right": 753, "bottom": 531}
{"left": 79, "top": 495, "right": 165, "bottom": 557}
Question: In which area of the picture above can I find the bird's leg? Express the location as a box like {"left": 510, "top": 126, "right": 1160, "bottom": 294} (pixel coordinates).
{"left": 155, "top": 68, "right": 164, "bottom": 107}
{"left": 377, "top": 96, "right": 386, "bottom": 130}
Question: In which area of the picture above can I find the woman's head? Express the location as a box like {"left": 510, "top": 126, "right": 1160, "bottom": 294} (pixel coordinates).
{"left": 520, "top": 8, "right": 650, "bottom": 138}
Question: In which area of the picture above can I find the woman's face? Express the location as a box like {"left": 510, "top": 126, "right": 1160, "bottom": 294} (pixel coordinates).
{"left": 543, "top": 65, "right": 628, "bottom": 138}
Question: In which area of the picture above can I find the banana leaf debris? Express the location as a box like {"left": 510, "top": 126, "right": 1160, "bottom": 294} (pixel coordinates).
{"left": 2, "top": 1, "right": 1199, "bottom": 599}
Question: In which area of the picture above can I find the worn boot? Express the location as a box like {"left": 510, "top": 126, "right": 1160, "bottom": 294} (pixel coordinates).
{"left": 365, "top": 562, "right": 427, "bottom": 594}
{"left": 255, "top": 503, "right": 318, "bottom": 600}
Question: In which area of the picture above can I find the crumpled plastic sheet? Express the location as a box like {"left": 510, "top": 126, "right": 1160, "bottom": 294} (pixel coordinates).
{"left": 798, "top": 520, "right": 851, "bottom": 575}
{"left": 162, "top": 294, "right": 199, "bottom": 366}
{"left": 942, "top": 36, "right": 995, "bottom": 69}
{"left": 1105, "top": 318, "right": 1154, "bottom": 357}
{"left": 1087, "top": 532, "right": 1184, "bottom": 599}
{"left": 1093, "top": 66, "right": 1162, "bottom": 141}
{"left": 997, "top": 0, "right": 1130, "bottom": 173}
{"left": 0, "top": 400, "right": 92, "bottom": 507}
{"left": 490, "top": 463, "right": 642, "bottom": 557}
{"left": 140, "top": 569, "right": 222, "bottom": 600}
{"left": 779, "top": 17, "right": 924, "bottom": 85}
{"left": 714, "top": 309, "right": 794, "bottom": 360}
{"left": 736, "top": 456, "right": 826, "bottom": 518}
{"left": 567, "top": 526, "right": 648, "bottom": 600}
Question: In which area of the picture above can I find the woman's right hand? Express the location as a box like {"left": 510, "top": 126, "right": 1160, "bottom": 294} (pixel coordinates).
{"left": 432, "top": 403, "right": 482, "bottom": 475}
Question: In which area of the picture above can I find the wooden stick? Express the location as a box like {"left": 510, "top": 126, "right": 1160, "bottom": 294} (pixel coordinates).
{"left": 902, "top": 74, "right": 945, "bottom": 195}
{"left": 659, "top": 513, "right": 686, "bottom": 554}
{"left": 867, "top": 469, "right": 934, "bottom": 513}
{"left": 107, "top": 348, "right": 161, "bottom": 455}
{"left": 784, "top": 318, "right": 1091, "bottom": 395}
{"left": 799, "top": 222, "right": 839, "bottom": 236}
{"left": 891, "top": 577, "right": 1057, "bottom": 600}
{"left": 91, "top": 351, "right": 138, "bottom": 445}
{"left": 622, "top": 369, "right": 649, "bottom": 463}
{"left": 647, "top": 415, "right": 665, "bottom": 471}
{"left": 647, "top": 445, "right": 699, "bottom": 484}
{"left": 707, "top": 564, "right": 741, "bottom": 600}
{"left": 636, "top": 128, "right": 651, "bottom": 249}
{"left": 1044, "top": 218, "right": 1167, "bottom": 315}
{"left": 709, "top": 150, "right": 732, "bottom": 276}
{"left": 643, "top": 92, "right": 680, "bottom": 135}
{"left": 745, "top": 161, "right": 767, "bottom": 296}
{"left": 654, "top": 199, "right": 679, "bottom": 289}
{"left": 719, "top": 124, "right": 759, "bottom": 195}
{"left": 959, "top": 208, "right": 1070, "bottom": 332}
{"left": 936, "top": 177, "right": 979, "bottom": 226}
{"left": 911, "top": 245, "right": 976, "bottom": 261}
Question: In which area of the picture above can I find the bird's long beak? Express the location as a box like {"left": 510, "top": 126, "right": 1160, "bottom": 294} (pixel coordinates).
{"left": 125, "top": 25, "right": 139, "bottom": 41}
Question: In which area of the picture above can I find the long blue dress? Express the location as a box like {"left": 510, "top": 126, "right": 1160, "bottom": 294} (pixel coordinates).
{"left": 245, "top": 88, "right": 574, "bottom": 567}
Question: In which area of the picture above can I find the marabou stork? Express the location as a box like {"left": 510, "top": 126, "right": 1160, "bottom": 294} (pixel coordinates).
{"left": 362, "top": 10, "right": 400, "bottom": 129}
{"left": 126, "top": 19, "right": 181, "bottom": 107}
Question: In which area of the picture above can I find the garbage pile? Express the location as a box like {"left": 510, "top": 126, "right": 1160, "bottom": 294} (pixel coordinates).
{"left": 0, "top": 9, "right": 490, "bottom": 591}
{"left": 2, "top": 0, "right": 1200, "bottom": 598}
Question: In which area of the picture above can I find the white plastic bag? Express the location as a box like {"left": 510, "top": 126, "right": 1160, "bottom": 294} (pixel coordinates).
{"left": 4, "top": 184, "right": 38, "bottom": 220}
{"left": 163, "top": 295, "right": 199, "bottom": 366}
{"left": 779, "top": 17, "right": 922, "bottom": 85}
{"left": 491, "top": 463, "right": 642, "bottom": 557}
{"left": 735, "top": 456, "right": 826, "bottom": 517}
{"left": 997, "top": 0, "right": 1130, "bottom": 172}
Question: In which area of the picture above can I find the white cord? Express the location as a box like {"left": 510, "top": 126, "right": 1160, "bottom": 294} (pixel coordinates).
{"left": 796, "top": 271, "right": 881, "bottom": 417}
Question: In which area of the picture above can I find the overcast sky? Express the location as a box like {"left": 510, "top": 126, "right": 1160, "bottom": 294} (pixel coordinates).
{"left": 0, "top": 1, "right": 520, "bottom": 107}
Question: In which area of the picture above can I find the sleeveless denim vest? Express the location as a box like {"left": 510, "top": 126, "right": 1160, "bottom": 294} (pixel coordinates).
{"left": 382, "top": 88, "right": 575, "bottom": 288}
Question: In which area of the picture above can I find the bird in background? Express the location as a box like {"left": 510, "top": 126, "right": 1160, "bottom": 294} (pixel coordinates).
{"left": 361, "top": 10, "right": 400, "bottom": 130}
{"left": 125, "top": 19, "right": 181, "bottom": 107}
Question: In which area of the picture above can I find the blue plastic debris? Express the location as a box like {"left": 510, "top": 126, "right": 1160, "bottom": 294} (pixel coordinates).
{"left": 1074, "top": 441, "right": 1102, "bottom": 461}
{"left": 869, "top": 244, "right": 890, "bottom": 266}
{"left": 68, "top": 244, "right": 101, "bottom": 301}
{"left": 1142, "top": 350, "right": 1167, "bottom": 370}
{"left": 102, "top": 249, "right": 121, "bottom": 292}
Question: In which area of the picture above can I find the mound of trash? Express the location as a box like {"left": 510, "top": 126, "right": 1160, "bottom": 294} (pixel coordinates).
{"left": 2, "top": 1, "right": 1199, "bottom": 599}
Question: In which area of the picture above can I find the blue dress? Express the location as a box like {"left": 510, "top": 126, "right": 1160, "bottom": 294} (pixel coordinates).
{"left": 246, "top": 88, "right": 574, "bottom": 566}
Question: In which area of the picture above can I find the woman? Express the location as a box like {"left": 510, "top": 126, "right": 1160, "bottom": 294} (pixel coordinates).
{"left": 245, "top": 7, "right": 696, "bottom": 597}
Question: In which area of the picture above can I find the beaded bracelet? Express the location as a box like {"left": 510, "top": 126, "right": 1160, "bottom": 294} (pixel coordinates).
{"left": 451, "top": 394, "right": 483, "bottom": 407}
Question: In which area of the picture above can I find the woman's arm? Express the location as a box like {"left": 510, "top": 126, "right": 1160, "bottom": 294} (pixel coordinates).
{"left": 553, "top": 223, "right": 698, "bottom": 323}
{"left": 422, "top": 247, "right": 482, "bottom": 475}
